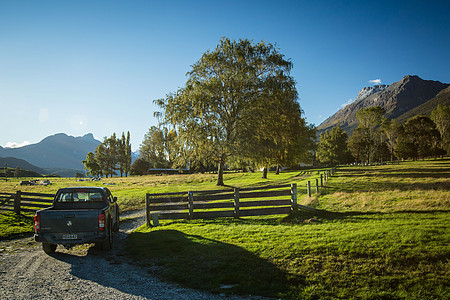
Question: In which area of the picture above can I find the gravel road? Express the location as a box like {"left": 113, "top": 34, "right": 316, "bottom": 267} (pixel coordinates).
{"left": 0, "top": 210, "right": 261, "bottom": 300}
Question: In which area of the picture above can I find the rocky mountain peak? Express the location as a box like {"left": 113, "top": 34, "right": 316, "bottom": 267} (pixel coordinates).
{"left": 354, "top": 84, "right": 388, "bottom": 103}
{"left": 317, "top": 75, "right": 449, "bottom": 135}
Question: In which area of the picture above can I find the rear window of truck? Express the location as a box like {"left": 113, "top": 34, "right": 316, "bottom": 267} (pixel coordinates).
{"left": 56, "top": 190, "right": 105, "bottom": 203}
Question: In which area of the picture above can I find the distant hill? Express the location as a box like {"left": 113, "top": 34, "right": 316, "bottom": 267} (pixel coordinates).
{"left": 0, "top": 133, "right": 101, "bottom": 171}
{"left": 396, "top": 85, "right": 450, "bottom": 123}
{"left": 318, "top": 75, "right": 449, "bottom": 134}
{"left": 0, "top": 157, "right": 46, "bottom": 174}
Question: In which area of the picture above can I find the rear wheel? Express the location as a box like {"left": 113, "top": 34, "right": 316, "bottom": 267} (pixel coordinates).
{"left": 42, "top": 243, "right": 57, "bottom": 254}
{"left": 112, "top": 211, "right": 120, "bottom": 232}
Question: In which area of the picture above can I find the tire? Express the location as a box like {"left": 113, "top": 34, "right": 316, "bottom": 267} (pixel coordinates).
{"left": 113, "top": 211, "right": 120, "bottom": 232}
{"left": 42, "top": 243, "right": 57, "bottom": 254}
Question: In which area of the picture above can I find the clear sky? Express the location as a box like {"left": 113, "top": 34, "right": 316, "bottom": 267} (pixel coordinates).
{"left": 1, "top": 0, "right": 449, "bottom": 151}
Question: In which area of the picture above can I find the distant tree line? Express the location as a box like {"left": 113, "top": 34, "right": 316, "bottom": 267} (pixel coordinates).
{"left": 83, "top": 132, "right": 132, "bottom": 177}
{"left": 316, "top": 104, "right": 450, "bottom": 165}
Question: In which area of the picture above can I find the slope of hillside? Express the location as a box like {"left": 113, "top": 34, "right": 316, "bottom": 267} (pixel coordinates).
{"left": 0, "top": 157, "right": 45, "bottom": 174}
{"left": 318, "top": 75, "right": 449, "bottom": 134}
{"left": 0, "top": 133, "right": 101, "bottom": 170}
{"left": 396, "top": 85, "right": 450, "bottom": 122}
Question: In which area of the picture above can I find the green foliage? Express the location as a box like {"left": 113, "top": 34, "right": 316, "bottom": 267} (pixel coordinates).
{"left": 395, "top": 116, "right": 443, "bottom": 160}
{"left": 118, "top": 131, "right": 132, "bottom": 177}
{"left": 316, "top": 123, "right": 351, "bottom": 165}
{"left": 82, "top": 152, "right": 101, "bottom": 177}
{"left": 380, "top": 118, "right": 401, "bottom": 161}
{"left": 85, "top": 131, "right": 132, "bottom": 177}
{"left": 130, "top": 158, "right": 150, "bottom": 176}
{"left": 431, "top": 104, "right": 450, "bottom": 154}
{"left": 139, "top": 126, "right": 172, "bottom": 168}
{"left": 156, "top": 37, "right": 315, "bottom": 185}
{"left": 349, "top": 106, "right": 385, "bottom": 163}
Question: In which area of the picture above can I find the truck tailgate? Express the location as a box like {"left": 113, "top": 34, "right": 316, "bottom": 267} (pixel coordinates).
{"left": 40, "top": 209, "right": 100, "bottom": 233}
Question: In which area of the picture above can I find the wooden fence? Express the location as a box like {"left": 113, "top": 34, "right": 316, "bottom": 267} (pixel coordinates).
{"left": 145, "top": 168, "right": 337, "bottom": 226}
{"left": 0, "top": 191, "right": 54, "bottom": 214}
{"left": 146, "top": 183, "right": 300, "bottom": 226}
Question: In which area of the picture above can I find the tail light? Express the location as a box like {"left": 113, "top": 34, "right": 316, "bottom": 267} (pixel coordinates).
{"left": 34, "top": 213, "right": 40, "bottom": 233}
{"left": 98, "top": 213, "right": 105, "bottom": 230}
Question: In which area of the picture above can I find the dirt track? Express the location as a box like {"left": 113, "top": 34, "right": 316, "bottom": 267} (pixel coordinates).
{"left": 0, "top": 211, "right": 253, "bottom": 299}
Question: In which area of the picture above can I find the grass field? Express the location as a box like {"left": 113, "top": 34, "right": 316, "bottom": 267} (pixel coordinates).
{"left": 127, "top": 159, "right": 450, "bottom": 299}
{"left": 0, "top": 169, "right": 321, "bottom": 212}
{"left": 1, "top": 160, "right": 449, "bottom": 299}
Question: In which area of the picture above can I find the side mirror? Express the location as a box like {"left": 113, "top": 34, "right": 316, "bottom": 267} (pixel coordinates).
{"left": 113, "top": 197, "right": 117, "bottom": 202}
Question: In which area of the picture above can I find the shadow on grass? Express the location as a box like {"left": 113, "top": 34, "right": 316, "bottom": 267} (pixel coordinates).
{"left": 126, "top": 229, "right": 298, "bottom": 297}
{"left": 283, "top": 208, "right": 450, "bottom": 224}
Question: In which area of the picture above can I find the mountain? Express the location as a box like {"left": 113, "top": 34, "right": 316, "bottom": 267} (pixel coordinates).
{"left": 396, "top": 85, "right": 450, "bottom": 123}
{"left": 0, "top": 157, "right": 46, "bottom": 174}
{"left": 353, "top": 84, "right": 388, "bottom": 103}
{"left": 0, "top": 133, "right": 101, "bottom": 171}
{"left": 318, "top": 75, "right": 449, "bottom": 134}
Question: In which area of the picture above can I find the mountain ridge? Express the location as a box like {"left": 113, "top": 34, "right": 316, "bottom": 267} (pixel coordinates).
{"left": 318, "top": 75, "right": 449, "bottom": 134}
{"left": 0, "top": 133, "right": 101, "bottom": 171}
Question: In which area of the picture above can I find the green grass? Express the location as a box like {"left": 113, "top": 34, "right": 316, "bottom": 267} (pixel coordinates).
{"left": 0, "top": 170, "right": 319, "bottom": 212}
{"left": 0, "top": 212, "right": 34, "bottom": 240}
{"left": 126, "top": 159, "right": 450, "bottom": 299}
{"left": 0, "top": 170, "right": 316, "bottom": 238}
{"left": 1, "top": 160, "right": 449, "bottom": 298}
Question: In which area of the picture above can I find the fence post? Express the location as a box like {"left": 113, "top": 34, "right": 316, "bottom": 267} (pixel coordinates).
{"left": 307, "top": 181, "right": 311, "bottom": 198}
{"left": 145, "top": 194, "right": 150, "bottom": 226}
{"left": 188, "top": 191, "right": 194, "bottom": 220}
{"left": 151, "top": 213, "right": 159, "bottom": 227}
{"left": 234, "top": 188, "right": 240, "bottom": 218}
{"left": 320, "top": 174, "right": 323, "bottom": 187}
{"left": 291, "top": 183, "right": 297, "bottom": 211}
{"left": 14, "top": 191, "right": 21, "bottom": 214}
{"left": 315, "top": 179, "right": 319, "bottom": 193}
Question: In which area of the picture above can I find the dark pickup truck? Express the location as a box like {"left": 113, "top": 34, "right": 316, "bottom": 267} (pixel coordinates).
{"left": 34, "top": 187, "right": 119, "bottom": 254}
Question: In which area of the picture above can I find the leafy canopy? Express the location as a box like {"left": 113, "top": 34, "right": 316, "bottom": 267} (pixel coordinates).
{"left": 156, "top": 37, "right": 312, "bottom": 185}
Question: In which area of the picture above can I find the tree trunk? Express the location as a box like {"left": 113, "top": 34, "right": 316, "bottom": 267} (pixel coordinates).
{"left": 276, "top": 165, "right": 280, "bottom": 175}
{"left": 262, "top": 167, "right": 268, "bottom": 179}
{"left": 217, "top": 159, "right": 225, "bottom": 186}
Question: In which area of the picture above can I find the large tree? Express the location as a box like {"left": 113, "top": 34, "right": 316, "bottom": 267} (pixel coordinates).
{"left": 431, "top": 104, "right": 450, "bottom": 154}
{"left": 156, "top": 38, "right": 308, "bottom": 185}
{"left": 317, "top": 123, "right": 350, "bottom": 166}
{"left": 380, "top": 118, "right": 401, "bottom": 162}
{"left": 82, "top": 152, "right": 102, "bottom": 177}
{"left": 396, "top": 116, "right": 442, "bottom": 160}
{"left": 139, "top": 126, "right": 172, "bottom": 168}
{"left": 117, "top": 131, "right": 132, "bottom": 177}
{"left": 353, "top": 106, "right": 385, "bottom": 163}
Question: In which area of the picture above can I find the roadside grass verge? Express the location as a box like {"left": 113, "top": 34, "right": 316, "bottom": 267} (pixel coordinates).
{"left": 126, "top": 159, "right": 450, "bottom": 299}
{"left": 0, "top": 212, "right": 34, "bottom": 240}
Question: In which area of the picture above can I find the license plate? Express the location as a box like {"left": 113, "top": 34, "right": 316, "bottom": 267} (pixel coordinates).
{"left": 62, "top": 234, "right": 78, "bottom": 240}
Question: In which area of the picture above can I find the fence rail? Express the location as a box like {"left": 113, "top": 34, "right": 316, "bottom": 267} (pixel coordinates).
{"left": 146, "top": 183, "right": 298, "bottom": 226}
{"left": 0, "top": 191, "right": 54, "bottom": 214}
{"left": 145, "top": 167, "right": 337, "bottom": 226}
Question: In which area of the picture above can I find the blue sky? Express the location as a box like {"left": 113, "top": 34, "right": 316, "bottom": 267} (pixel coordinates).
{"left": 1, "top": 0, "right": 449, "bottom": 150}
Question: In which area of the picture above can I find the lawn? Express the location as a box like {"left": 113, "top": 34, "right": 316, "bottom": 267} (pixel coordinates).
{"left": 127, "top": 159, "right": 450, "bottom": 299}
